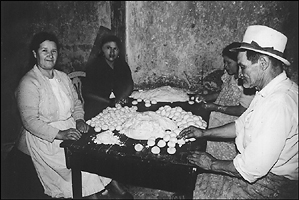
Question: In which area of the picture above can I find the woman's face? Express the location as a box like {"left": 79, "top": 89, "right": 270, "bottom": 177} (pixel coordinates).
{"left": 33, "top": 40, "right": 58, "bottom": 70}
{"left": 223, "top": 55, "right": 238, "bottom": 75}
{"left": 102, "top": 41, "right": 119, "bottom": 63}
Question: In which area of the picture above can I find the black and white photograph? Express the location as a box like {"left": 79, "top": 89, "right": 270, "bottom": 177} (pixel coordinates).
{"left": 1, "top": 1, "right": 298, "bottom": 199}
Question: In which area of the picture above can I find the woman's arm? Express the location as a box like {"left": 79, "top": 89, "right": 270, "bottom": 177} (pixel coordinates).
{"left": 203, "top": 103, "right": 247, "bottom": 116}
{"left": 65, "top": 74, "right": 85, "bottom": 121}
{"left": 16, "top": 78, "right": 59, "bottom": 142}
{"left": 114, "top": 61, "right": 134, "bottom": 103}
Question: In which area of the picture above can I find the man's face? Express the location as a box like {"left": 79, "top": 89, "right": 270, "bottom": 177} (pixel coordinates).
{"left": 102, "top": 41, "right": 119, "bottom": 63}
{"left": 238, "top": 51, "right": 263, "bottom": 89}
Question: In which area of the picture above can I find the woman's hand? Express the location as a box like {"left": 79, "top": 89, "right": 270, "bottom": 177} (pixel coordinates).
{"left": 56, "top": 128, "right": 82, "bottom": 140}
{"left": 187, "top": 151, "right": 216, "bottom": 170}
{"left": 177, "top": 125, "right": 205, "bottom": 140}
{"left": 76, "top": 119, "right": 90, "bottom": 133}
{"left": 193, "top": 94, "right": 206, "bottom": 103}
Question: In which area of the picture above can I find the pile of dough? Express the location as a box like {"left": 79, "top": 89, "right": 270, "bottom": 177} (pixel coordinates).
{"left": 130, "top": 86, "right": 189, "bottom": 102}
{"left": 120, "top": 111, "right": 178, "bottom": 140}
{"left": 92, "top": 130, "right": 122, "bottom": 145}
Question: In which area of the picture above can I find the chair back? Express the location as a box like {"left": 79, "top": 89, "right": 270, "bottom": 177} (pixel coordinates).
{"left": 68, "top": 71, "right": 86, "bottom": 105}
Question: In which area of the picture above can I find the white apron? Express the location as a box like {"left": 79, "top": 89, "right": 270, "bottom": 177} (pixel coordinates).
{"left": 25, "top": 77, "right": 111, "bottom": 198}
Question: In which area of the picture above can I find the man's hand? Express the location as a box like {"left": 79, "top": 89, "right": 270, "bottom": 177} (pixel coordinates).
{"left": 187, "top": 151, "right": 216, "bottom": 170}
{"left": 76, "top": 119, "right": 89, "bottom": 133}
{"left": 177, "top": 126, "right": 205, "bottom": 140}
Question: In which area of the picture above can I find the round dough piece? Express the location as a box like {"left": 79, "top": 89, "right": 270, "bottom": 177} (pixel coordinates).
{"left": 134, "top": 143, "right": 144, "bottom": 152}
{"left": 167, "top": 141, "right": 176, "bottom": 148}
{"left": 147, "top": 139, "right": 156, "bottom": 147}
{"left": 151, "top": 100, "right": 157, "bottom": 104}
{"left": 188, "top": 101, "right": 194, "bottom": 105}
{"left": 151, "top": 146, "right": 160, "bottom": 154}
{"left": 145, "top": 103, "right": 151, "bottom": 107}
{"left": 167, "top": 147, "right": 176, "bottom": 154}
{"left": 163, "top": 134, "right": 171, "bottom": 142}
{"left": 157, "top": 140, "right": 166, "bottom": 148}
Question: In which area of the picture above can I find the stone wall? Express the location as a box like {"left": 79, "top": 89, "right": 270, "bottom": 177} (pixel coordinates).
{"left": 126, "top": 1, "right": 298, "bottom": 91}
{"left": 1, "top": 1, "right": 298, "bottom": 95}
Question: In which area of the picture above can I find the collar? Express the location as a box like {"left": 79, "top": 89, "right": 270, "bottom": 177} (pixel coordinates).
{"left": 33, "top": 65, "right": 61, "bottom": 82}
{"left": 256, "top": 71, "right": 288, "bottom": 98}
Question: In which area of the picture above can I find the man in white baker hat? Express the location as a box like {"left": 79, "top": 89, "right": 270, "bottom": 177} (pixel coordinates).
{"left": 177, "top": 25, "right": 298, "bottom": 199}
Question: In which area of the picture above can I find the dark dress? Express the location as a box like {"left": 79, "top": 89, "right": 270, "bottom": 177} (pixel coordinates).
{"left": 83, "top": 55, "right": 133, "bottom": 119}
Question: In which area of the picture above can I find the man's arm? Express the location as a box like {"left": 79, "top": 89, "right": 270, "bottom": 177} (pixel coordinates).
{"left": 211, "top": 160, "right": 242, "bottom": 178}
{"left": 187, "top": 151, "right": 242, "bottom": 179}
{"left": 204, "top": 122, "right": 237, "bottom": 139}
{"left": 202, "top": 103, "right": 247, "bottom": 116}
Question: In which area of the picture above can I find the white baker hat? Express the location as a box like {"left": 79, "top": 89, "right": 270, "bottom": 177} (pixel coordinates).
{"left": 231, "top": 25, "right": 290, "bottom": 66}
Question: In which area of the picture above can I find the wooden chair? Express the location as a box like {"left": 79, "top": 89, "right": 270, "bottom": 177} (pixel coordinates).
{"left": 68, "top": 71, "right": 86, "bottom": 105}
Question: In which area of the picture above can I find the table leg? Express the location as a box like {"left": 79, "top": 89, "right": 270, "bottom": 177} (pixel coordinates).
{"left": 71, "top": 167, "right": 82, "bottom": 198}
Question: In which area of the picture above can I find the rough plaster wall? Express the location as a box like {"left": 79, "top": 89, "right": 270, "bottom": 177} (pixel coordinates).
{"left": 126, "top": 1, "right": 298, "bottom": 91}
{"left": 1, "top": 1, "right": 111, "bottom": 92}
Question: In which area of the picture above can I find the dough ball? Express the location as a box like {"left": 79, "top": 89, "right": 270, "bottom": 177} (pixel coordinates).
{"left": 94, "top": 127, "right": 102, "bottom": 132}
{"left": 157, "top": 140, "right": 166, "bottom": 148}
{"left": 167, "top": 147, "right": 176, "bottom": 154}
{"left": 147, "top": 139, "right": 156, "bottom": 147}
{"left": 134, "top": 143, "right": 144, "bottom": 152}
{"left": 151, "top": 100, "right": 157, "bottom": 104}
{"left": 188, "top": 101, "right": 194, "bottom": 105}
{"left": 167, "top": 141, "right": 176, "bottom": 148}
{"left": 151, "top": 146, "right": 160, "bottom": 154}
{"left": 145, "top": 103, "right": 151, "bottom": 107}
{"left": 163, "top": 134, "right": 171, "bottom": 142}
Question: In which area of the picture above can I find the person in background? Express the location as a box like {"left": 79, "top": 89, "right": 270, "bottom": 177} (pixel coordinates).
{"left": 195, "top": 42, "right": 256, "bottom": 160}
{"left": 14, "top": 31, "right": 133, "bottom": 199}
{"left": 83, "top": 34, "right": 134, "bottom": 120}
{"left": 178, "top": 25, "right": 298, "bottom": 199}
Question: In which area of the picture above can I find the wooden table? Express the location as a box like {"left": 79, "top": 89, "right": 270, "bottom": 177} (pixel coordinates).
{"left": 60, "top": 98, "right": 210, "bottom": 198}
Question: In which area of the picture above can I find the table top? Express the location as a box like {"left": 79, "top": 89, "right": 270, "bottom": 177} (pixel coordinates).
{"left": 60, "top": 98, "right": 210, "bottom": 168}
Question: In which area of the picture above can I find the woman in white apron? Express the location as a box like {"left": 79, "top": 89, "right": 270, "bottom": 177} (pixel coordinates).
{"left": 15, "top": 32, "right": 132, "bottom": 199}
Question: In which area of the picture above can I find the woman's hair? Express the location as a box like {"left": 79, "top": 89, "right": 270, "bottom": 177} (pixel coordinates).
{"left": 101, "top": 34, "right": 122, "bottom": 50}
{"left": 99, "top": 34, "right": 124, "bottom": 60}
{"left": 30, "top": 31, "right": 60, "bottom": 52}
{"left": 222, "top": 42, "right": 241, "bottom": 62}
